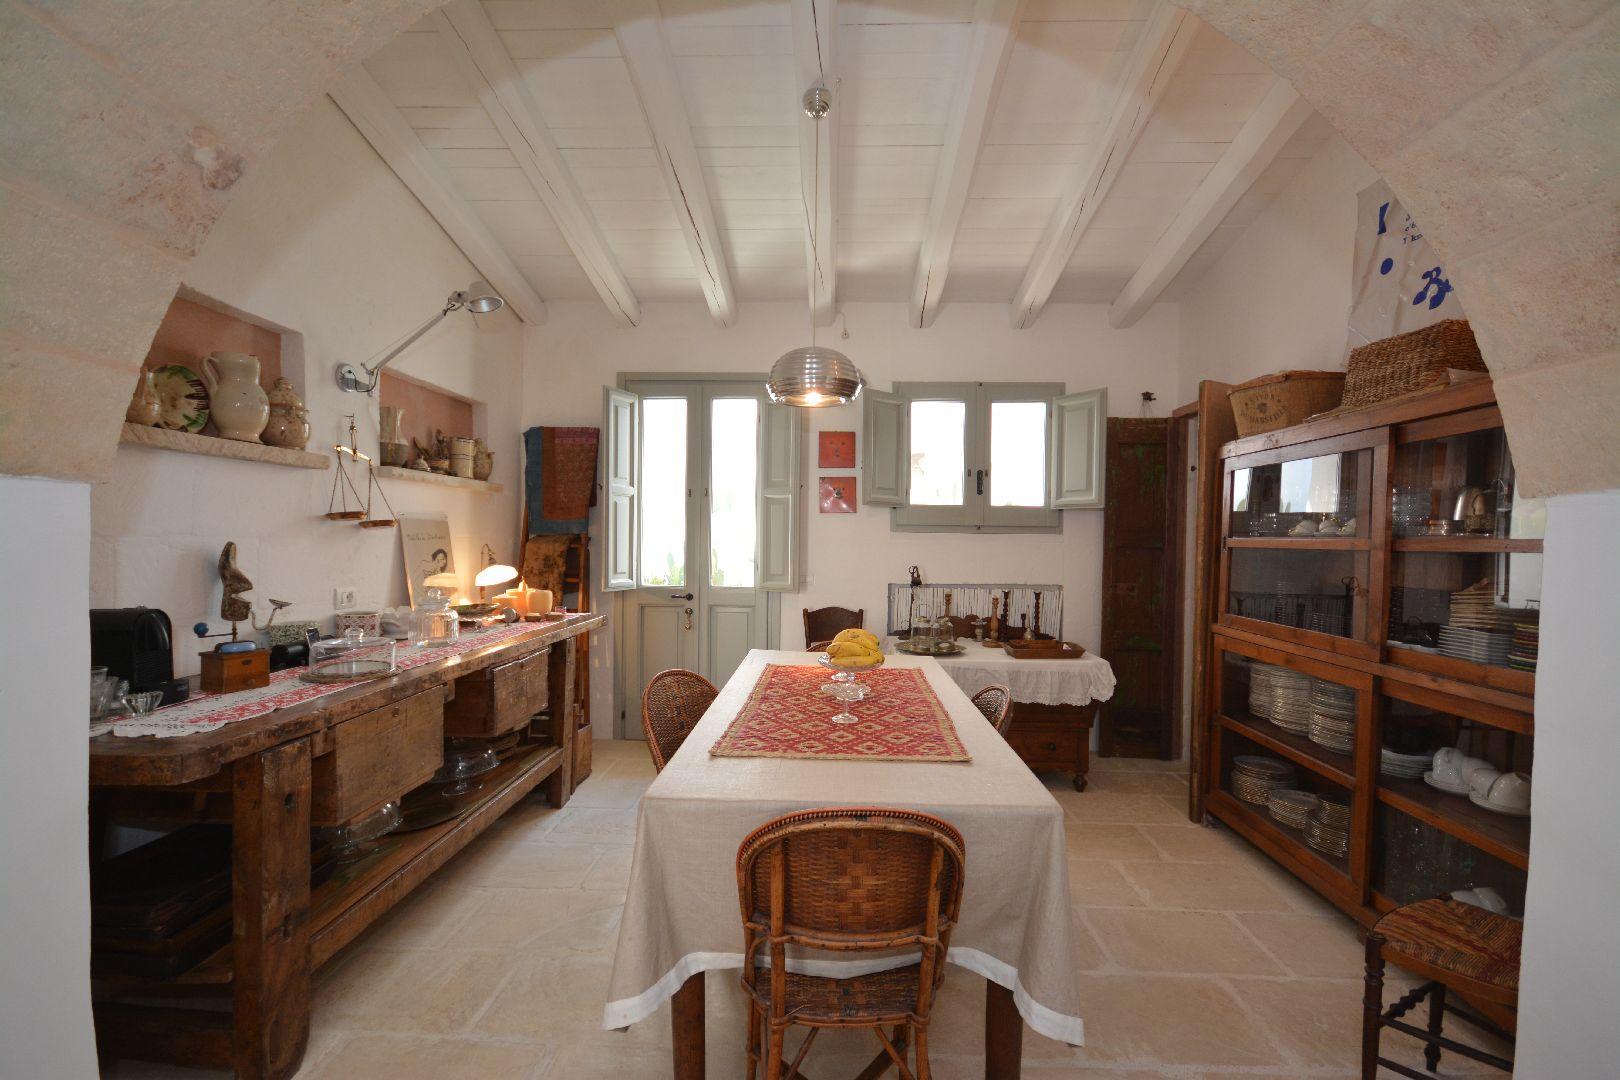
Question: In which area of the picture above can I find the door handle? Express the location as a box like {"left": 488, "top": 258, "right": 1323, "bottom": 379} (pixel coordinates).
{"left": 976, "top": 469, "right": 984, "bottom": 496}
{"left": 683, "top": 607, "right": 694, "bottom": 631}
{"left": 671, "top": 592, "right": 694, "bottom": 601}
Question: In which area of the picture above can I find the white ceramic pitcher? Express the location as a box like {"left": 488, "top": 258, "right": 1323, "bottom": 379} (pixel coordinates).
{"left": 202, "top": 352, "right": 270, "bottom": 442}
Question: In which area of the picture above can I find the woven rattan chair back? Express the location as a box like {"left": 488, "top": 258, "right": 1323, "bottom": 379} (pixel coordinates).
{"left": 971, "top": 684, "right": 1013, "bottom": 736}
{"left": 736, "top": 808, "right": 965, "bottom": 1080}
{"left": 803, "top": 606, "right": 864, "bottom": 650}
{"left": 639, "top": 668, "right": 718, "bottom": 772}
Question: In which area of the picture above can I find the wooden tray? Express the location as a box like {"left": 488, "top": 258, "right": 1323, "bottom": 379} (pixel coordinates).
{"left": 1002, "top": 640, "right": 1086, "bottom": 660}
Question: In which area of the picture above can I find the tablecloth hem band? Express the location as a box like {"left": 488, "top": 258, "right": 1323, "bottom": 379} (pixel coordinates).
{"left": 602, "top": 948, "right": 1084, "bottom": 1047}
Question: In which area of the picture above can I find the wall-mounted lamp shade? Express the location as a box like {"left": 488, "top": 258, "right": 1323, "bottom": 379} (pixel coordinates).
{"left": 457, "top": 281, "right": 504, "bottom": 314}
{"left": 766, "top": 345, "right": 865, "bottom": 408}
{"left": 474, "top": 563, "right": 520, "bottom": 589}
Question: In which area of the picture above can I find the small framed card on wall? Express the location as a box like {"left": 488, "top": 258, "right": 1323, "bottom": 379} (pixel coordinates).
{"left": 818, "top": 430, "right": 856, "bottom": 469}
{"left": 819, "top": 475, "right": 857, "bottom": 514}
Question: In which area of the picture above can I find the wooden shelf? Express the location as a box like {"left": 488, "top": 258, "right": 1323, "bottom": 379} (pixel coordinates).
{"left": 1393, "top": 536, "right": 1543, "bottom": 553}
{"left": 1387, "top": 645, "right": 1535, "bottom": 699}
{"left": 118, "top": 423, "right": 329, "bottom": 470}
{"left": 1217, "top": 711, "right": 1355, "bottom": 787}
{"left": 376, "top": 465, "right": 503, "bottom": 493}
{"left": 1226, "top": 536, "right": 1372, "bottom": 551}
{"left": 1207, "top": 790, "right": 1357, "bottom": 923}
{"left": 1378, "top": 776, "right": 1529, "bottom": 870}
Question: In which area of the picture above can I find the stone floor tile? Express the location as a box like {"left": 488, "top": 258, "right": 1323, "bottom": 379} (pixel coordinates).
{"left": 1068, "top": 860, "right": 1149, "bottom": 908}
{"left": 1057, "top": 792, "right": 1194, "bottom": 825}
{"left": 299, "top": 1033, "right": 551, "bottom": 1079}
{"left": 1065, "top": 823, "right": 1163, "bottom": 861}
{"left": 1117, "top": 860, "right": 1296, "bottom": 912}
{"left": 313, "top": 948, "right": 516, "bottom": 1035}
{"left": 1066, "top": 973, "right": 1285, "bottom": 1067}
{"left": 1236, "top": 911, "right": 1366, "bottom": 977}
{"left": 1138, "top": 822, "right": 1254, "bottom": 863}
{"left": 1082, "top": 770, "right": 1190, "bottom": 796}
{"left": 1085, "top": 910, "right": 1285, "bottom": 975}
{"left": 542, "top": 806, "right": 640, "bottom": 845}
{"left": 447, "top": 839, "right": 600, "bottom": 890}
{"left": 565, "top": 776, "right": 654, "bottom": 809}
{"left": 442, "top": 887, "right": 622, "bottom": 953}
{"left": 580, "top": 845, "right": 636, "bottom": 891}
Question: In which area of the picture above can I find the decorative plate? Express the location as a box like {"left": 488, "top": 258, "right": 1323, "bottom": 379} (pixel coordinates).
{"left": 152, "top": 364, "right": 210, "bottom": 432}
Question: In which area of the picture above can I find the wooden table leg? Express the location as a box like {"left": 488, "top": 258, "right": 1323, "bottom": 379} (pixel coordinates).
{"left": 985, "top": 980, "right": 1023, "bottom": 1079}
{"left": 232, "top": 738, "right": 313, "bottom": 1080}
{"left": 546, "top": 639, "right": 577, "bottom": 808}
{"left": 672, "top": 970, "right": 706, "bottom": 1080}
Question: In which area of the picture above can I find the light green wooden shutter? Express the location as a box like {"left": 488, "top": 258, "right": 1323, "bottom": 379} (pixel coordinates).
{"left": 1050, "top": 387, "right": 1107, "bottom": 509}
{"left": 757, "top": 401, "right": 800, "bottom": 591}
{"left": 601, "top": 386, "right": 639, "bottom": 591}
{"left": 861, "top": 387, "right": 907, "bottom": 506}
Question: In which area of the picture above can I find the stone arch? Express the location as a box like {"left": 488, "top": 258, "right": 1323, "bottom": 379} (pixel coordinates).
{"left": 0, "top": 0, "right": 1613, "bottom": 492}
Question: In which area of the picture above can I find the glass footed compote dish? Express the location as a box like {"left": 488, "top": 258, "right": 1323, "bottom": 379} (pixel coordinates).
{"left": 816, "top": 652, "right": 883, "bottom": 725}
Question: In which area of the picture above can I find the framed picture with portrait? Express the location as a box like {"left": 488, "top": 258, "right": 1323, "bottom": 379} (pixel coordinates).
{"left": 400, "top": 513, "right": 456, "bottom": 607}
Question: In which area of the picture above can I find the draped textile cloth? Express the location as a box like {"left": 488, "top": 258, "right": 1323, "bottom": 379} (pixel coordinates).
{"left": 523, "top": 426, "right": 598, "bottom": 535}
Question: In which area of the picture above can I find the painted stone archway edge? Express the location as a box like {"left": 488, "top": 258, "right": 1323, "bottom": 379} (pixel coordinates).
{"left": 0, "top": 0, "right": 1614, "bottom": 493}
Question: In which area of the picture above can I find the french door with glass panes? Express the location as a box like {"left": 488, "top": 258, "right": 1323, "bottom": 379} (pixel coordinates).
{"left": 607, "top": 379, "right": 798, "bottom": 738}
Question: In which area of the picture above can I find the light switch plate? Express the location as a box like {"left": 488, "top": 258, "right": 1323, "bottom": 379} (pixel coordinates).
{"left": 333, "top": 585, "right": 358, "bottom": 610}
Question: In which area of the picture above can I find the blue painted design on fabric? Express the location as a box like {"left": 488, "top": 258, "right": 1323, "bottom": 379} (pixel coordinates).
{"left": 1412, "top": 266, "right": 1454, "bottom": 310}
{"left": 1380, "top": 257, "right": 1394, "bottom": 275}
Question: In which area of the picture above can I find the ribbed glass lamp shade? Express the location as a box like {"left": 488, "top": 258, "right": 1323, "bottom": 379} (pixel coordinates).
{"left": 766, "top": 345, "right": 865, "bottom": 407}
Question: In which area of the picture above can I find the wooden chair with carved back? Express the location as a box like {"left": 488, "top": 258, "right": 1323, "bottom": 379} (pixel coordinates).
{"left": 736, "top": 807, "right": 966, "bottom": 1080}
{"left": 803, "top": 606, "right": 865, "bottom": 651}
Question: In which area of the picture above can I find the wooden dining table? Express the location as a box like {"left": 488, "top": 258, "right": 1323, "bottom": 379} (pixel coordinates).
{"left": 605, "top": 649, "right": 1087, "bottom": 1078}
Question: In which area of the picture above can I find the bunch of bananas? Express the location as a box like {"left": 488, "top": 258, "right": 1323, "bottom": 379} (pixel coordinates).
{"left": 824, "top": 628, "right": 883, "bottom": 669}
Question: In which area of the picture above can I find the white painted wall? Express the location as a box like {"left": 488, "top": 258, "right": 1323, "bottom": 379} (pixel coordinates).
{"left": 0, "top": 476, "right": 97, "bottom": 1078}
{"left": 522, "top": 300, "right": 1181, "bottom": 735}
{"left": 1176, "top": 133, "right": 1379, "bottom": 401}
{"left": 1515, "top": 489, "right": 1620, "bottom": 1076}
{"left": 90, "top": 99, "right": 526, "bottom": 673}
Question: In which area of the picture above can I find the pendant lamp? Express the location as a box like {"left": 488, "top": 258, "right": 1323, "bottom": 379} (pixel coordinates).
{"left": 767, "top": 87, "right": 865, "bottom": 408}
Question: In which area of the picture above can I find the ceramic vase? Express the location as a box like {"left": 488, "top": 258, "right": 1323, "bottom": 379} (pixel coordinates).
{"left": 378, "top": 406, "right": 410, "bottom": 466}
{"left": 125, "top": 370, "right": 162, "bottom": 426}
{"left": 262, "top": 377, "right": 311, "bottom": 450}
{"left": 449, "top": 436, "right": 477, "bottom": 479}
{"left": 201, "top": 352, "right": 269, "bottom": 442}
{"left": 472, "top": 438, "right": 494, "bottom": 481}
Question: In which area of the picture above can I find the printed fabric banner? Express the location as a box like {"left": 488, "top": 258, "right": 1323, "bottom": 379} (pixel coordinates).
{"left": 1346, "top": 180, "right": 1467, "bottom": 355}
{"left": 524, "top": 426, "right": 599, "bottom": 536}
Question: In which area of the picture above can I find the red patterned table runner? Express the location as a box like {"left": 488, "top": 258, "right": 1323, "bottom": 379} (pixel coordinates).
{"left": 110, "top": 623, "right": 544, "bottom": 739}
{"left": 709, "top": 664, "right": 970, "bottom": 763}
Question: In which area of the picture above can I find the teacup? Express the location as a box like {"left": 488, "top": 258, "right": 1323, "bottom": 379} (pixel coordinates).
{"left": 1467, "top": 765, "right": 1504, "bottom": 799}
{"left": 1485, "top": 771, "right": 1531, "bottom": 813}
{"left": 1431, "top": 752, "right": 1489, "bottom": 790}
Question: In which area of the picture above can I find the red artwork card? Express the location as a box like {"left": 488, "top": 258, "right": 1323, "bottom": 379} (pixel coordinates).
{"left": 819, "top": 475, "right": 856, "bottom": 514}
{"left": 818, "top": 430, "right": 856, "bottom": 468}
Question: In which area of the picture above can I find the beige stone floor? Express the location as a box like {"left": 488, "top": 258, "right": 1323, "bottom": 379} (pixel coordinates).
{"left": 107, "top": 740, "right": 1512, "bottom": 1080}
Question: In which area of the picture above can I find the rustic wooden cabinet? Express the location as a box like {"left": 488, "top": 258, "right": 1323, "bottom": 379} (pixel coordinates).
{"left": 1196, "top": 381, "right": 1537, "bottom": 926}
{"left": 1006, "top": 701, "right": 1097, "bottom": 791}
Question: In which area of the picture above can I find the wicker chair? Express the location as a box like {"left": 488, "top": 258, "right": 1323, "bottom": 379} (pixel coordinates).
{"left": 736, "top": 808, "right": 966, "bottom": 1080}
{"left": 639, "top": 669, "right": 718, "bottom": 773}
{"left": 803, "top": 606, "right": 864, "bottom": 651}
{"left": 1362, "top": 896, "right": 1519, "bottom": 1078}
{"left": 970, "top": 685, "right": 1013, "bottom": 736}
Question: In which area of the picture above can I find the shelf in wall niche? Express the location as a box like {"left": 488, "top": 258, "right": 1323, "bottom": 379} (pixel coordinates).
{"left": 118, "top": 423, "right": 329, "bottom": 470}
{"left": 376, "top": 465, "right": 503, "bottom": 493}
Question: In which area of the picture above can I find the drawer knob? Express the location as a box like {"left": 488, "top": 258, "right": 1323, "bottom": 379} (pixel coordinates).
{"left": 1044, "top": 742, "right": 1057, "bottom": 752}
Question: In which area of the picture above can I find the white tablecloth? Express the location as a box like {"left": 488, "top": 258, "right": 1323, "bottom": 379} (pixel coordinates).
{"left": 886, "top": 637, "right": 1117, "bottom": 707}
{"left": 605, "top": 649, "right": 1086, "bottom": 1045}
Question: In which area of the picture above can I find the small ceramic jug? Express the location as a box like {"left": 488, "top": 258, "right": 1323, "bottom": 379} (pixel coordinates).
{"left": 125, "top": 370, "right": 162, "bottom": 426}
{"left": 262, "top": 377, "right": 311, "bottom": 450}
{"left": 472, "top": 438, "right": 494, "bottom": 481}
{"left": 378, "top": 405, "right": 410, "bottom": 466}
{"left": 201, "top": 352, "right": 269, "bottom": 442}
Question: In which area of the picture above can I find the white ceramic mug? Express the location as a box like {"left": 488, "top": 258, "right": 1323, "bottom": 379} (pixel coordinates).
{"left": 1486, "top": 771, "right": 1531, "bottom": 813}
{"left": 1468, "top": 765, "right": 1503, "bottom": 799}
{"left": 1432, "top": 752, "right": 1488, "bottom": 790}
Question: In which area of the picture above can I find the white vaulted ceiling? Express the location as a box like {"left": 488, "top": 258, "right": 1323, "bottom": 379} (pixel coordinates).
{"left": 338, "top": 0, "right": 1336, "bottom": 327}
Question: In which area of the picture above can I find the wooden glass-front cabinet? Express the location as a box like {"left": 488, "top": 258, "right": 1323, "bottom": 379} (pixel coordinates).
{"left": 1198, "top": 382, "right": 1537, "bottom": 925}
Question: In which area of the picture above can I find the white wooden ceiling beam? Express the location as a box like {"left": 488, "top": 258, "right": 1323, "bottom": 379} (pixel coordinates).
{"left": 791, "top": 0, "right": 838, "bottom": 327}
{"left": 1009, "top": 2, "right": 1195, "bottom": 329}
{"left": 435, "top": 0, "right": 641, "bottom": 327}
{"left": 1109, "top": 80, "right": 1313, "bottom": 329}
{"left": 909, "top": 0, "right": 1025, "bottom": 329}
{"left": 329, "top": 68, "right": 548, "bottom": 326}
{"left": 616, "top": 1, "right": 737, "bottom": 327}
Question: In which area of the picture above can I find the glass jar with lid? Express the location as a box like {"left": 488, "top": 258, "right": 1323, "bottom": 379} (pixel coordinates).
{"left": 415, "top": 574, "right": 460, "bottom": 647}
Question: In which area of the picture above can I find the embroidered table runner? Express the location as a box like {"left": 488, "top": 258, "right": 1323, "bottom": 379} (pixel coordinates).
{"left": 109, "top": 623, "right": 542, "bottom": 739}
{"left": 708, "top": 663, "right": 969, "bottom": 762}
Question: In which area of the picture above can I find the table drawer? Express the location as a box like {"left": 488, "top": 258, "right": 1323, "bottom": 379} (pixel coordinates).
{"left": 444, "top": 646, "right": 550, "bottom": 737}
{"left": 311, "top": 685, "right": 445, "bottom": 825}
{"left": 1007, "top": 723, "right": 1081, "bottom": 769}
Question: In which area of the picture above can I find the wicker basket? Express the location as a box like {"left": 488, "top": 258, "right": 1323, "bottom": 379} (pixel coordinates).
{"left": 1227, "top": 370, "right": 1346, "bottom": 438}
{"left": 1340, "top": 319, "right": 1485, "bottom": 410}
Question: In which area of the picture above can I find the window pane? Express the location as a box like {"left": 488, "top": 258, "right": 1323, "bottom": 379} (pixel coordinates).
{"left": 639, "top": 398, "right": 686, "bottom": 587}
{"left": 709, "top": 397, "right": 759, "bottom": 588}
{"left": 990, "top": 401, "right": 1048, "bottom": 507}
{"left": 909, "top": 400, "right": 965, "bottom": 505}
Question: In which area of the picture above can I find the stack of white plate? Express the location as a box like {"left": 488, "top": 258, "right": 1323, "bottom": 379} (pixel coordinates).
{"left": 1438, "top": 625, "right": 1512, "bottom": 665}
{"left": 1267, "top": 789, "right": 1321, "bottom": 830}
{"left": 1307, "top": 680, "right": 1357, "bottom": 754}
{"left": 1447, "top": 580, "right": 1503, "bottom": 630}
{"left": 1306, "top": 799, "right": 1351, "bottom": 859}
{"left": 1232, "top": 755, "right": 1297, "bottom": 805}
{"left": 1380, "top": 747, "right": 1432, "bottom": 779}
{"left": 1249, "top": 663, "right": 1312, "bottom": 733}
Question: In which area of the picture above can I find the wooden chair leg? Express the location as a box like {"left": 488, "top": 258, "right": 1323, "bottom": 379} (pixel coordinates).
{"left": 1361, "top": 932, "right": 1386, "bottom": 1080}
{"left": 915, "top": 1023, "right": 931, "bottom": 1080}
{"left": 745, "top": 1001, "right": 760, "bottom": 1080}
{"left": 1426, "top": 982, "right": 1448, "bottom": 1072}
{"left": 765, "top": 1024, "right": 786, "bottom": 1080}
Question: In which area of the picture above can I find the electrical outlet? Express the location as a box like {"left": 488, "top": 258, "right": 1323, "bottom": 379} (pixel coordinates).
{"left": 333, "top": 586, "right": 358, "bottom": 610}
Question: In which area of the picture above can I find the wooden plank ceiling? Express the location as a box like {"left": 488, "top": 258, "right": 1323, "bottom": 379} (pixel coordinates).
{"left": 342, "top": 0, "right": 1335, "bottom": 327}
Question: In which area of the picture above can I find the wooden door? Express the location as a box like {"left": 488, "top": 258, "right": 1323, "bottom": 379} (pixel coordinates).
{"left": 1099, "top": 418, "right": 1174, "bottom": 758}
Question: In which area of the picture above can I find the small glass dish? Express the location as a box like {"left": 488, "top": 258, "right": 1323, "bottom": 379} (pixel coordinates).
{"left": 318, "top": 800, "right": 403, "bottom": 863}
{"left": 303, "top": 627, "right": 399, "bottom": 683}
{"left": 121, "top": 690, "right": 163, "bottom": 716}
{"left": 431, "top": 741, "right": 500, "bottom": 795}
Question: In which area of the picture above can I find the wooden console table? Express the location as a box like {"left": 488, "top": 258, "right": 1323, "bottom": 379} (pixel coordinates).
{"left": 87, "top": 613, "right": 604, "bottom": 1079}
{"left": 1005, "top": 700, "right": 1098, "bottom": 791}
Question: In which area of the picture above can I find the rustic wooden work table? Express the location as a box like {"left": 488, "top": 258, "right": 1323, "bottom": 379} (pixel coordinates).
{"left": 87, "top": 613, "right": 605, "bottom": 1079}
